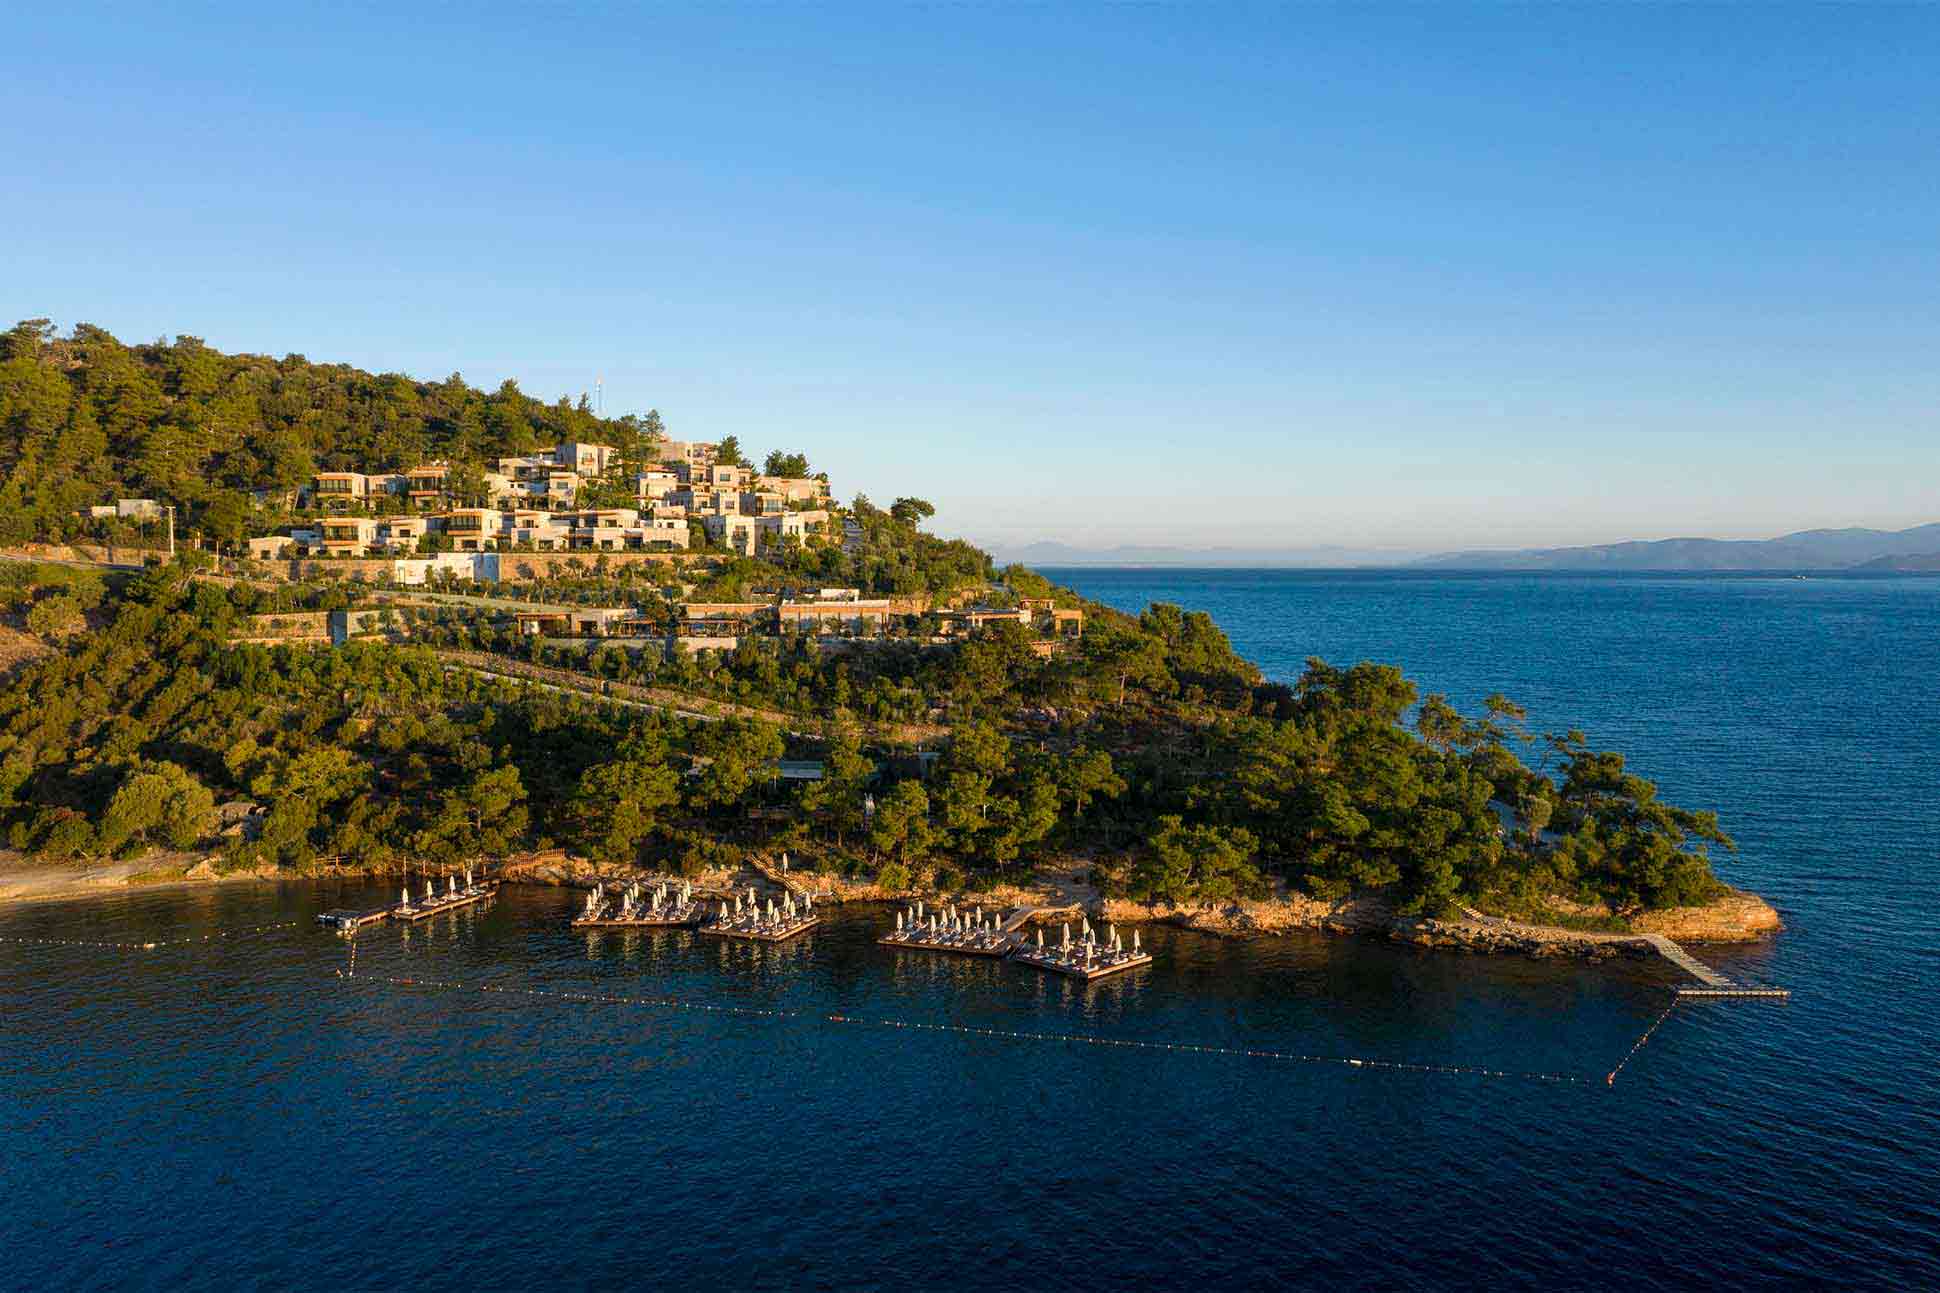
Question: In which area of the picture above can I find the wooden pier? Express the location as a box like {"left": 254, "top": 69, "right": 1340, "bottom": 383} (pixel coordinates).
{"left": 699, "top": 887, "right": 820, "bottom": 943}
{"left": 389, "top": 875, "right": 499, "bottom": 923}
{"left": 317, "top": 872, "right": 496, "bottom": 931}
{"left": 316, "top": 907, "right": 392, "bottom": 932}
{"left": 1674, "top": 986, "right": 1791, "bottom": 999}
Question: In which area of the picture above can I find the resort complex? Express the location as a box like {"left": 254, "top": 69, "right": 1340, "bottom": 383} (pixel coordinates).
{"left": 250, "top": 437, "right": 834, "bottom": 559}
{"left": 2, "top": 325, "right": 1758, "bottom": 959}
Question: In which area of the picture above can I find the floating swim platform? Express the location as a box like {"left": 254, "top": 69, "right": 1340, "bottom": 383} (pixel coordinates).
{"left": 700, "top": 914, "right": 820, "bottom": 943}
{"left": 316, "top": 908, "right": 392, "bottom": 932}
{"left": 572, "top": 880, "right": 704, "bottom": 929}
{"left": 1010, "top": 946, "right": 1153, "bottom": 981}
{"left": 879, "top": 902, "right": 1014, "bottom": 958}
{"left": 699, "top": 886, "right": 819, "bottom": 942}
{"left": 388, "top": 877, "right": 498, "bottom": 923}
{"left": 1009, "top": 918, "right": 1151, "bottom": 981}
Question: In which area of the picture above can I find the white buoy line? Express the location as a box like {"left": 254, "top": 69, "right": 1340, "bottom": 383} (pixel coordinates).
{"left": 340, "top": 970, "right": 1595, "bottom": 1086}
{"left": 0, "top": 919, "right": 304, "bottom": 951}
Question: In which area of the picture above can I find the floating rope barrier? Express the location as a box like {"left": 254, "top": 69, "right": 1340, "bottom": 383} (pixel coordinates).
{"left": 349, "top": 972, "right": 1591, "bottom": 1086}
{"left": 0, "top": 920, "right": 304, "bottom": 952}
{"left": 1606, "top": 998, "right": 1679, "bottom": 1087}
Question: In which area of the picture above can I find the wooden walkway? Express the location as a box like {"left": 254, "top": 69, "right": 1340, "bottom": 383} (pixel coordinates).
{"left": 1635, "top": 933, "right": 1735, "bottom": 988}
{"left": 745, "top": 854, "right": 816, "bottom": 899}
{"left": 1456, "top": 906, "right": 1785, "bottom": 996}
{"left": 997, "top": 905, "right": 1075, "bottom": 935}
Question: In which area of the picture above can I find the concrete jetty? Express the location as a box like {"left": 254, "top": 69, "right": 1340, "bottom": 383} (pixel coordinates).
{"left": 699, "top": 887, "right": 819, "bottom": 942}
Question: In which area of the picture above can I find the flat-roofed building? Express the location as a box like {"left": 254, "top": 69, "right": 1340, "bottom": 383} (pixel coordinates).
{"left": 938, "top": 604, "right": 1033, "bottom": 638}
{"left": 503, "top": 509, "right": 568, "bottom": 549}
{"left": 247, "top": 531, "right": 315, "bottom": 560}
{"left": 659, "top": 439, "right": 719, "bottom": 468}
{"left": 555, "top": 441, "right": 616, "bottom": 476}
{"left": 375, "top": 516, "right": 428, "bottom": 551}
{"left": 514, "top": 606, "right": 645, "bottom": 638}
{"left": 704, "top": 513, "right": 761, "bottom": 555}
{"left": 312, "top": 472, "right": 373, "bottom": 508}
{"left": 1019, "top": 598, "right": 1085, "bottom": 638}
{"left": 634, "top": 469, "right": 680, "bottom": 504}
{"left": 566, "top": 507, "right": 641, "bottom": 550}
{"left": 756, "top": 475, "right": 831, "bottom": 505}
{"left": 678, "top": 601, "right": 771, "bottom": 636}
{"left": 644, "top": 514, "right": 691, "bottom": 549}
{"left": 776, "top": 598, "right": 901, "bottom": 634}
{"left": 437, "top": 507, "right": 498, "bottom": 551}
{"left": 319, "top": 516, "right": 379, "bottom": 556}
{"left": 404, "top": 463, "right": 450, "bottom": 507}
{"left": 754, "top": 509, "right": 828, "bottom": 548}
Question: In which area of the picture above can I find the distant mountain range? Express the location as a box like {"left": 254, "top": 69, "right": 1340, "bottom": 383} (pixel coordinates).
{"left": 1417, "top": 524, "right": 1940, "bottom": 572}
{"left": 989, "top": 524, "right": 1940, "bottom": 572}
{"left": 988, "top": 541, "right": 1423, "bottom": 568}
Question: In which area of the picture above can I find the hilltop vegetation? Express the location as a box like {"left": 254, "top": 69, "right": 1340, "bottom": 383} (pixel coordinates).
{"left": 0, "top": 559, "right": 1730, "bottom": 918}
{"left": 0, "top": 324, "right": 1737, "bottom": 919}
{"left": 0, "top": 318, "right": 654, "bottom": 543}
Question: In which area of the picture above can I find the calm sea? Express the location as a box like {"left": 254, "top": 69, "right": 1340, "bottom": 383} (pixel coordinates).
{"left": 4, "top": 570, "right": 1936, "bottom": 1290}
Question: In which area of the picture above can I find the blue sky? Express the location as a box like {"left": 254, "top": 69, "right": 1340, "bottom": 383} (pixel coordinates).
{"left": 5, "top": 4, "right": 1936, "bottom": 553}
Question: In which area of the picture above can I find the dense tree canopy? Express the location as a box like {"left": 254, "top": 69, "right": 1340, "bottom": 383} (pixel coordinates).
{"left": 0, "top": 321, "right": 1737, "bottom": 922}
{"left": 0, "top": 321, "right": 661, "bottom": 543}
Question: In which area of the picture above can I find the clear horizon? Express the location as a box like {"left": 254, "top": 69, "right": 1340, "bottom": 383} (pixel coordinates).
{"left": 6, "top": 4, "right": 1936, "bottom": 551}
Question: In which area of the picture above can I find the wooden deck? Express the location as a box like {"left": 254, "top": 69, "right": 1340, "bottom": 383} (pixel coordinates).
{"left": 391, "top": 882, "right": 498, "bottom": 923}
{"left": 1010, "top": 946, "right": 1153, "bottom": 981}
{"left": 878, "top": 932, "right": 1014, "bottom": 958}
{"left": 316, "top": 907, "right": 392, "bottom": 931}
{"left": 699, "top": 915, "right": 820, "bottom": 943}
{"left": 573, "top": 913, "right": 705, "bottom": 929}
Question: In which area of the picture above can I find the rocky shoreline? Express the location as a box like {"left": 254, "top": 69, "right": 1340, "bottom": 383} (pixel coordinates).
{"left": 3, "top": 846, "right": 1782, "bottom": 964}
{"left": 501, "top": 852, "right": 1782, "bottom": 961}
{"left": 1093, "top": 887, "right": 1781, "bottom": 957}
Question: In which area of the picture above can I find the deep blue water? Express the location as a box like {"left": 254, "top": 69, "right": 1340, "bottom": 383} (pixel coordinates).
{"left": 5, "top": 570, "right": 1938, "bottom": 1290}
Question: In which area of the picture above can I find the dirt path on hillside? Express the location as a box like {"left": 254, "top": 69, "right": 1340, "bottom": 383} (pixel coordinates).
{"left": 439, "top": 649, "right": 945, "bottom": 744}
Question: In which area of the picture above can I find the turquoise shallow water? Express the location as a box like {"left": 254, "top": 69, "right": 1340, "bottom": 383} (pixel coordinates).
{"left": 4, "top": 570, "right": 1937, "bottom": 1289}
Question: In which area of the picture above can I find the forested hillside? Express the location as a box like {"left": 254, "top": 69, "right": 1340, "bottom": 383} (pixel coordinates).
{"left": 0, "top": 323, "right": 1737, "bottom": 921}
{"left": 0, "top": 319, "right": 651, "bottom": 543}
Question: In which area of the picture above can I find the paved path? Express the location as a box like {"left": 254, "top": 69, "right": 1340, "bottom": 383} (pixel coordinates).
{"left": 438, "top": 650, "right": 944, "bottom": 744}
{"left": 1634, "top": 933, "right": 1736, "bottom": 987}
{"left": 439, "top": 656, "right": 731, "bottom": 726}
{"left": 998, "top": 903, "right": 1083, "bottom": 936}
{"left": 745, "top": 854, "right": 819, "bottom": 898}
{"left": 1457, "top": 905, "right": 1736, "bottom": 987}
{"left": 0, "top": 552, "right": 145, "bottom": 573}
